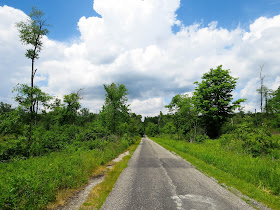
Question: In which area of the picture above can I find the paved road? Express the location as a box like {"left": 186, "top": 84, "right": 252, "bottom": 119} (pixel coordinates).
{"left": 101, "top": 137, "right": 254, "bottom": 210}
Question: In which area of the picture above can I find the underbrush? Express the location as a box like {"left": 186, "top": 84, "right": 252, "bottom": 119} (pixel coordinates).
{"left": 0, "top": 124, "right": 110, "bottom": 161}
{"left": 0, "top": 136, "right": 139, "bottom": 209}
{"left": 81, "top": 142, "right": 140, "bottom": 209}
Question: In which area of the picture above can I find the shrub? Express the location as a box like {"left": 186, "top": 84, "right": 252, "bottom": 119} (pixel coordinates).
{"left": 0, "top": 136, "right": 138, "bottom": 209}
{"left": 221, "top": 119, "right": 280, "bottom": 157}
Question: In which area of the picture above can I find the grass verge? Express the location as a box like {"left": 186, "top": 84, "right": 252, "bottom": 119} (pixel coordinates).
{"left": 0, "top": 137, "right": 139, "bottom": 209}
{"left": 80, "top": 141, "right": 140, "bottom": 209}
{"left": 151, "top": 137, "right": 280, "bottom": 210}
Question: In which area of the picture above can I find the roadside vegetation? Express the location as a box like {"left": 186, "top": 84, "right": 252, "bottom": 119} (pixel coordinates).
{"left": 145, "top": 65, "right": 280, "bottom": 208}
{"left": 81, "top": 142, "right": 140, "bottom": 209}
{"left": 0, "top": 82, "right": 142, "bottom": 210}
{"left": 151, "top": 137, "right": 280, "bottom": 209}
{"left": 1, "top": 6, "right": 279, "bottom": 210}
{"left": 0, "top": 8, "right": 143, "bottom": 209}
{"left": 0, "top": 137, "right": 139, "bottom": 209}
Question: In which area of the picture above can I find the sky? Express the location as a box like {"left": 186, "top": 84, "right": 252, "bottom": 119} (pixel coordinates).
{"left": 0, "top": 0, "right": 280, "bottom": 117}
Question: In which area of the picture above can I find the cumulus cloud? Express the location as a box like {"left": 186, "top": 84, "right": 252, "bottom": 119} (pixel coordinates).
{"left": 0, "top": 0, "right": 280, "bottom": 117}
{"left": 130, "top": 97, "right": 165, "bottom": 118}
{"left": 0, "top": 6, "right": 29, "bottom": 103}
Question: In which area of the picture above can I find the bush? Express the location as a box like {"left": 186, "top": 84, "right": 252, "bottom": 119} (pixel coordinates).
{"left": 0, "top": 136, "right": 137, "bottom": 209}
{"left": 220, "top": 119, "right": 280, "bottom": 157}
{"left": 195, "top": 134, "right": 209, "bottom": 143}
{"left": 0, "top": 136, "right": 28, "bottom": 161}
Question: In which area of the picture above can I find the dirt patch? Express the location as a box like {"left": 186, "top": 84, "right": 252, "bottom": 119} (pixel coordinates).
{"left": 58, "top": 176, "right": 104, "bottom": 210}
{"left": 57, "top": 150, "right": 130, "bottom": 210}
{"left": 111, "top": 151, "right": 129, "bottom": 163}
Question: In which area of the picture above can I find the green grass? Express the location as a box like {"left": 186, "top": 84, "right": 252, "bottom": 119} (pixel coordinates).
{"left": 81, "top": 141, "right": 140, "bottom": 209}
{"left": 0, "top": 138, "right": 139, "bottom": 209}
{"left": 151, "top": 137, "right": 280, "bottom": 210}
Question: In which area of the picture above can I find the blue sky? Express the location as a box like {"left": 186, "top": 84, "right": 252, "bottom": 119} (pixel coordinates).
{"left": 1, "top": 0, "right": 280, "bottom": 41}
{"left": 178, "top": 0, "right": 280, "bottom": 28}
{"left": 1, "top": 0, "right": 280, "bottom": 116}
{"left": 0, "top": 0, "right": 99, "bottom": 41}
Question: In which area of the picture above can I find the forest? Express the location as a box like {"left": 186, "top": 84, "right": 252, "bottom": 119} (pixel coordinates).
{"left": 1, "top": 7, "right": 280, "bottom": 209}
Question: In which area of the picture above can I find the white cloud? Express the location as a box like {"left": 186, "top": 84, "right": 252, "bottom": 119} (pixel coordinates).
{"left": 130, "top": 97, "right": 165, "bottom": 117}
{"left": 0, "top": 1, "right": 280, "bottom": 116}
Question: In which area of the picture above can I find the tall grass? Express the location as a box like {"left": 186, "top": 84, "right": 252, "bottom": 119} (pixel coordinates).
{"left": 0, "top": 137, "right": 137, "bottom": 209}
{"left": 152, "top": 137, "right": 280, "bottom": 195}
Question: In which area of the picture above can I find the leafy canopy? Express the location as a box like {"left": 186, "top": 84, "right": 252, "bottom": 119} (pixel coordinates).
{"left": 100, "top": 83, "right": 129, "bottom": 134}
{"left": 16, "top": 7, "right": 49, "bottom": 60}
{"left": 193, "top": 65, "right": 245, "bottom": 138}
{"left": 13, "top": 84, "right": 52, "bottom": 112}
{"left": 267, "top": 86, "right": 280, "bottom": 114}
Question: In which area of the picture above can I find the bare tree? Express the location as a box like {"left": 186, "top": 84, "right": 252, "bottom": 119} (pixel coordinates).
{"left": 258, "top": 65, "right": 265, "bottom": 113}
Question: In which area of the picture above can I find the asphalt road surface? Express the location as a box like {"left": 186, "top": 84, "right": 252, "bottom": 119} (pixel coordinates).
{"left": 101, "top": 137, "right": 254, "bottom": 210}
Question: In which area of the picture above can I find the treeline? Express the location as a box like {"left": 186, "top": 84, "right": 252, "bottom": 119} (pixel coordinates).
{"left": 0, "top": 83, "right": 143, "bottom": 161}
{"left": 0, "top": 82, "right": 144, "bottom": 209}
{"left": 0, "top": 7, "right": 143, "bottom": 162}
{"left": 0, "top": 7, "right": 144, "bottom": 209}
{"left": 144, "top": 65, "right": 280, "bottom": 158}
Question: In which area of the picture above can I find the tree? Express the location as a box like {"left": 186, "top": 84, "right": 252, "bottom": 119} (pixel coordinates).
{"left": 63, "top": 89, "right": 83, "bottom": 125}
{"left": 260, "top": 85, "right": 273, "bottom": 115}
{"left": 16, "top": 7, "right": 49, "bottom": 152}
{"left": 16, "top": 7, "right": 49, "bottom": 93}
{"left": 13, "top": 84, "right": 51, "bottom": 113}
{"left": 266, "top": 86, "right": 280, "bottom": 114}
{"left": 100, "top": 83, "right": 129, "bottom": 134}
{"left": 258, "top": 65, "right": 265, "bottom": 113}
{"left": 165, "top": 94, "right": 186, "bottom": 140}
{"left": 14, "top": 84, "right": 52, "bottom": 125}
{"left": 266, "top": 86, "right": 280, "bottom": 128}
{"left": 162, "top": 122, "right": 176, "bottom": 135}
{"left": 0, "top": 102, "right": 12, "bottom": 114}
{"left": 129, "top": 113, "right": 143, "bottom": 136}
{"left": 165, "top": 94, "right": 200, "bottom": 141}
{"left": 193, "top": 65, "right": 245, "bottom": 138}
{"left": 0, "top": 107, "right": 24, "bottom": 136}
{"left": 145, "top": 122, "right": 159, "bottom": 137}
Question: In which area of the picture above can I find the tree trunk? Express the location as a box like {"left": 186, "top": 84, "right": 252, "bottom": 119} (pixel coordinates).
{"left": 28, "top": 58, "right": 35, "bottom": 155}
{"left": 35, "top": 100, "right": 39, "bottom": 126}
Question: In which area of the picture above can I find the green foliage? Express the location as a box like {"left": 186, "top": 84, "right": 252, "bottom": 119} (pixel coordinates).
{"left": 13, "top": 84, "right": 52, "bottom": 113}
{"left": 0, "top": 102, "right": 12, "bottom": 114}
{"left": 145, "top": 122, "right": 159, "bottom": 137}
{"left": 152, "top": 137, "right": 280, "bottom": 209}
{"left": 185, "top": 129, "right": 209, "bottom": 143}
{"left": 0, "top": 136, "right": 28, "bottom": 161}
{"left": 0, "top": 137, "right": 137, "bottom": 209}
{"left": 3, "top": 19, "right": 142, "bottom": 208}
{"left": 118, "top": 122, "right": 129, "bottom": 137}
{"left": 220, "top": 117, "right": 280, "bottom": 157}
{"left": 152, "top": 137, "right": 280, "bottom": 196}
{"left": 162, "top": 122, "right": 176, "bottom": 134}
{"left": 129, "top": 113, "right": 143, "bottom": 136}
{"left": 267, "top": 86, "right": 280, "bottom": 114}
{"left": 165, "top": 94, "right": 192, "bottom": 139}
{"left": 16, "top": 7, "right": 50, "bottom": 152}
{"left": 0, "top": 108, "right": 25, "bottom": 136}
{"left": 63, "top": 91, "right": 82, "bottom": 125}
{"left": 265, "top": 86, "right": 280, "bottom": 130}
{"left": 100, "top": 83, "right": 130, "bottom": 134}
{"left": 16, "top": 7, "right": 49, "bottom": 61}
{"left": 193, "top": 65, "right": 245, "bottom": 138}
